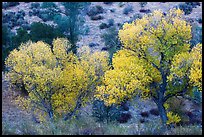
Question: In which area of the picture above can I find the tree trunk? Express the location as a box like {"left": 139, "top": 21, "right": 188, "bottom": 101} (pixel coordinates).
{"left": 157, "top": 101, "right": 168, "bottom": 127}
{"left": 63, "top": 93, "right": 84, "bottom": 121}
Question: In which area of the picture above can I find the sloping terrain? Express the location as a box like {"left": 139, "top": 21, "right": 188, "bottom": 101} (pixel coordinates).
{"left": 2, "top": 2, "right": 202, "bottom": 51}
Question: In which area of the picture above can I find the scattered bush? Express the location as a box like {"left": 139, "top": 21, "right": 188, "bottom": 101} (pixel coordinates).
{"left": 28, "top": 11, "right": 33, "bottom": 17}
{"left": 197, "top": 18, "right": 202, "bottom": 24}
{"left": 3, "top": 2, "right": 20, "bottom": 9}
{"left": 117, "top": 112, "right": 132, "bottom": 123}
{"left": 16, "top": 10, "right": 25, "bottom": 19}
{"left": 140, "top": 111, "right": 149, "bottom": 117}
{"left": 99, "top": 23, "right": 109, "bottom": 29}
{"left": 123, "top": 5, "right": 133, "bottom": 15}
{"left": 110, "top": 9, "right": 115, "bottom": 13}
{"left": 107, "top": 19, "right": 114, "bottom": 27}
{"left": 92, "top": 100, "right": 131, "bottom": 123}
{"left": 178, "top": 2, "right": 200, "bottom": 15}
{"left": 149, "top": 108, "right": 159, "bottom": 116}
{"left": 190, "top": 24, "right": 202, "bottom": 48}
{"left": 2, "top": 12, "right": 17, "bottom": 25}
{"left": 118, "top": 2, "right": 125, "bottom": 7}
{"left": 30, "top": 2, "right": 40, "bottom": 9}
{"left": 87, "top": 5, "right": 104, "bottom": 16}
{"left": 90, "top": 15, "right": 104, "bottom": 20}
{"left": 16, "top": 18, "right": 26, "bottom": 26}
{"left": 89, "top": 42, "right": 99, "bottom": 47}
{"left": 32, "top": 8, "right": 40, "bottom": 16}
{"left": 101, "top": 47, "right": 108, "bottom": 51}
{"left": 139, "top": 9, "right": 151, "bottom": 13}
{"left": 139, "top": 2, "right": 147, "bottom": 8}
{"left": 104, "top": 2, "right": 113, "bottom": 5}
{"left": 41, "top": 2, "right": 57, "bottom": 9}
{"left": 127, "top": 13, "right": 142, "bottom": 23}
{"left": 140, "top": 118, "right": 146, "bottom": 123}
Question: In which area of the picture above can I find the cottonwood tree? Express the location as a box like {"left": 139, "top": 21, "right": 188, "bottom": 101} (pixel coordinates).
{"left": 95, "top": 9, "right": 202, "bottom": 126}
{"left": 5, "top": 38, "right": 109, "bottom": 122}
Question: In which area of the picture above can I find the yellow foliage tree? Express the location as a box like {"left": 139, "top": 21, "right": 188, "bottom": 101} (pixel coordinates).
{"left": 95, "top": 8, "right": 202, "bottom": 126}
{"left": 5, "top": 38, "right": 109, "bottom": 122}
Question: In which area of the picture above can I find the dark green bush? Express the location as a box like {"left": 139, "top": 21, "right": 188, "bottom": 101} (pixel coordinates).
{"left": 2, "top": 25, "right": 25, "bottom": 70}
{"left": 12, "top": 27, "right": 31, "bottom": 49}
{"left": 101, "top": 26, "right": 121, "bottom": 64}
{"left": 89, "top": 42, "right": 99, "bottom": 47}
{"left": 99, "top": 23, "right": 109, "bottom": 29}
{"left": 110, "top": 9, "right": 115, "bottom": 13}
{"left": 139, "top": 2, "right": 147, "bottom": 8}
{"left": 107, "top": 19, "right": 114, "bottom": 27}
{"left": 149, "top": 108, "right": 159, "bottom": 116}
{"left": 197, "top": 18, "right": 202, "bottom": 24}
{"left": 87, "top": 5, "right": 104, "bottom": 16}
{"left": 190, "top": 24, "right": 202, "bottom": 48}
{"left": 38, "top": 12, "right": 50, "bottom": 22}
{"left": 30, "top": 22, "right": 65, "bottom": 45}
{"left": 30, "top": 2, "right": 40, "bottom": 9}
{"left": 90, "top": 15, "right": 104, "bottom": 20}
{"left": 3, "top": 2, "right": 20, "bottom": 9}
{"left": 41, "top": 2, "right": 57, "bottom": 9}
{"left": 139, "top": 9, "right": 151, "bottom": 13}
{"left": 123, "top": 5, "right": 133, "bottom": 15}
{"left": 104, "top": 2, "right": 113, "bottom": 5}
{"left": 92, "top": 100, "right": 130, "bottom": 123}
{"left": 178, "top": 2, "right": 200, "bottom": 15}
{"left": 28, "top": 11, "right": 33, "bottom": 17}
{"left": 140, "top": 111, "right": 149, "bottom": 117}
{"left": 127, "top": 13, "right": 142, "bottom": 23}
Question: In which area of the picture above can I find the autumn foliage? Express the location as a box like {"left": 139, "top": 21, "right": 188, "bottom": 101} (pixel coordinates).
{"left": 95, "top": 8, "right": 202, "bottom": 125}
{"left": 5, "top": 38, "right": 109, "bottom": 121}
{"left": 5, "top": 8, "right": 202, "bottom": 127}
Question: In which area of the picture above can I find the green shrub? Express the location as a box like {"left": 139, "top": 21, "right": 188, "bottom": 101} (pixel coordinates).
{"left": 30, "top": 22, "right": 65, "bottom": 45}
{"left": 107, "top": 19, "right": 114, "bottom": 27}
{"left": 3, "top": 2, "right": 20, "bottom": 9}
{"left": 103, "top": 2, "right": 113, "bottom": 5}
{"left": 2, "top": 24, "right": 15, "bottom": 70}
{"left": 178, "top": 2, "right": 200, "bottom": 15}
{"left": 99, "top": 23, "right": 109, "bottom": 29}
{"left": 101, "top": 26, "right": 121, "bottom": 64}
{"left": 87, "top": 5, "right": 104, "bottom": 16}
{"left": 41, "top": 2, "right": 57, "bottom": 9}
{"left": 123, "top": 5, "right": 133, "bottom": 15}
{"left": 139, "top": 2, "right": 147, "bottom": 8}
{"left": 92, "top": 100, "right": 130, "bottom": 123}
{"left": 190, "top": 24, "right": 202, "bottom": 48}
{"left": 118, "top": 2, "right": 125, "bottom": 7}
{"left": 166, "top": 97, "right": 187, "bottom": 125}
{"left": 30, "top": 2, "right": 40, "bottom": 9}
{"left": 90, "top": 15, "right": 104, "bottom": 20}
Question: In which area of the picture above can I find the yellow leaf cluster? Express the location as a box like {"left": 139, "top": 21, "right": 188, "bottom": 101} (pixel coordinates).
{"left": 5, "top": 38, "right": 109, "bottom": 120}
{"left": 168, "top": 43, "right": 202, "bottom": 92}
{"left": 166, "top": 111, "right": 181, "bottom": 125}
{"left": 95, "top": 49, "right": 152, "bottom": 106}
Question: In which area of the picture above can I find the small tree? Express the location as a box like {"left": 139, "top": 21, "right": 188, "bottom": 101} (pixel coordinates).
{"left": 59, "top": 2, "right": 90, "bottom": 53}
{"left": 30, "top": 22, "right": 65, "bottom": 45}
{"left": 101, "top": 26, "right": 121, "bottom": 64}
{"left": 95, "top": 9, "right": 202, "bottom": 127}
{"left": 5, "top": 38, "right": 109, "bottom": 122}
{"left": 2, "top": 24, "right": 15, "bottom": 70}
